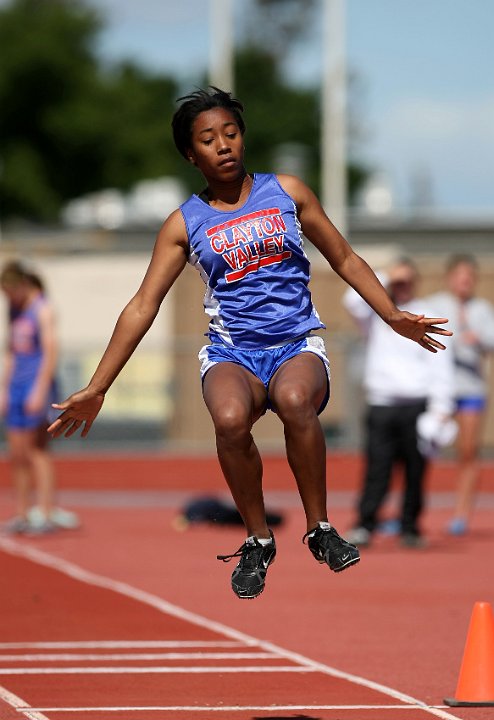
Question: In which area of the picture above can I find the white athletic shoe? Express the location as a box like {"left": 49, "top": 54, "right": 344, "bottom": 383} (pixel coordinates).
{"left": 28, "top": 506, "right": 80, "bottom": 530}
{"left": 345, "top": 526, "right": 372, "bottom": 547}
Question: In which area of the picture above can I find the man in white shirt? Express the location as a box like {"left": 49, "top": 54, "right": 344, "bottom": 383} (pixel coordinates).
{"left": 343, "top": 258, "right": 455, "bottom": 548}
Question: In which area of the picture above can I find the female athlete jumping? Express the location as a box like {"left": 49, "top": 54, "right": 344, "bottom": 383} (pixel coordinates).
{"left": 48, "top": 88, "right": 451, "bottom": 598}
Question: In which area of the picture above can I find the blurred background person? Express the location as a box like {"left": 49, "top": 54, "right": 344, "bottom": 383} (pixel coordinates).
{"left": 428, "top": 254, "right": 494, "bottom": 536}
{"left": 0, "top": 261, "right": 79, "bottom": 534}
{"left": 343, "top": 258, "right": 456, "bottom": 549}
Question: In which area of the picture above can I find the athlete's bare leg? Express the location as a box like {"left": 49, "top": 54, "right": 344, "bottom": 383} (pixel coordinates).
{"left": 7, "top": 426, "right": 56, "bottom": 521}
{"left": 32, "top": 425, "right": 56, "bottom": 520}
{"left": 453, "top": 410, "right": 484, "bottom": 521}
{"left": 269, "top": 353, "right": 329, "bottom": 533}
{"left": 202, "top": 362, "right": 270, "bottom": 538}
{"left": 6, "top": 429, "right": 35, "bottom": 519}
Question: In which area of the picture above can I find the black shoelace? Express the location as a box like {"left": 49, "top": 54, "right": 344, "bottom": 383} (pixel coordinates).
{"left": 217, "top": 539, "right": 263, "bottom": 568}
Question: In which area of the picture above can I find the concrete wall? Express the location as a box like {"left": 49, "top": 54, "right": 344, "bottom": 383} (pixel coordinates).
{"left": 1, "top": 241, "right": 494, "bottom": 452}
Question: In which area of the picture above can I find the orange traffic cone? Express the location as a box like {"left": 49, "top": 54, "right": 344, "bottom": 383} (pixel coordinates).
{"left": 444, "top": 601, "right": 494, "bottom": 706}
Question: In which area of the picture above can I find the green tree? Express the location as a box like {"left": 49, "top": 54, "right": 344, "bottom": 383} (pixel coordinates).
{"left": 0, "top": 0, "right": 180, "bottom": 222}
{"left": 0, "top": 0, "right": 368, "bottom": 223}
{"left": 235, "top": 47, "right": 320, "bottom": 191}
{"left": 234, "top": 45, "right": 368, "bottom": 201}
{"left": 235, "top": 0, "right": 369, "bottom": 202}
{"left": 0, "top": 0, "right": 99, "bottom": 219}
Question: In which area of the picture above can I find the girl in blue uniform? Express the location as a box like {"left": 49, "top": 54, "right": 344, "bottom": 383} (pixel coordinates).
{"left": 428, "top": 254, "right": 494, "bottom": 535}
{"left": 49, "top": 88, "right": 452, "bottom": 598}
{"left": 1, "top": 261, "right": 59, "bottom": 533}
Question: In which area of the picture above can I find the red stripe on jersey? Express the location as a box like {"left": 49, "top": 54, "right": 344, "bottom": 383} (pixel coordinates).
{"left": 206, "top": 208, "right": 282, "bottom": 237}
{"left": 225, "top": 251, "right": 292, "bottom": 283}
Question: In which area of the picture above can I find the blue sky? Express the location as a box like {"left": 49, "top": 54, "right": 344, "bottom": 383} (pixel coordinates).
{"left": 341, "top": 0, "right": 494, "bottom": 215}
{"left": 8, "top": 0, "right": 494, "bottom": 215}
{"left": 89, "top": 0, "right": 493, "bottom": 216}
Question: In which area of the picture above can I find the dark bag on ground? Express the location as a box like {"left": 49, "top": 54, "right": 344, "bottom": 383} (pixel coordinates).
{"left": 182, "top": 495, "right": 283, "bottom": 527}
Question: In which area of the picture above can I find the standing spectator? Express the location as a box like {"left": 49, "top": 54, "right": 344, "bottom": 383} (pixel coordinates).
{"left": 428, "top": 254, "right": 494, "bottom": 535}
{"left": 344, "top": 258, "right": 455, "bottom": 548}
{"left": 0, "top": 261, "right": 78, "bottom": 534}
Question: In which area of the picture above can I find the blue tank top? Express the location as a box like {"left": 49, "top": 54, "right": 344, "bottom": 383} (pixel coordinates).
{"left": 9, "top": 296, "right": 45, "bottom": 385}
{"left": 180, "top": 173, "right": 325, "bottom": 349}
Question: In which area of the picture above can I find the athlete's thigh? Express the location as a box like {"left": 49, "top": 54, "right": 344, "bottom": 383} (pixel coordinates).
{"left": 6, "top": 427, "right": 38, "bottom": 458}
{"left": 268, "top": 352, "right": 327, "bottom": 413}
{"left": 456, "top": 410, "right": 484, "bottom": 458}
{"left": 202, "top": 361, "right": 268, "bottom": 423}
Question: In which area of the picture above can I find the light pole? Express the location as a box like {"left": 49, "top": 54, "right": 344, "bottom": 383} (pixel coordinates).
{"left": 209, "top": 0, "right": 234, "bottom": 92}
{"left": 321, "top": 0, "right": 347, "bottom": 237}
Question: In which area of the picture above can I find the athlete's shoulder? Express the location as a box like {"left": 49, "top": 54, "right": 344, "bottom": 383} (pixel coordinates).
{"left": 32, "top": 293, "right": 52, "bottom": 315}
{"left": 179, "top": 192, "right": 216, "bottom": 227}
{"left": 32, "top": 295, "right": 56, "bottom": 329}
{"left": 161, "top": 207, "right": 187, "bottom": 230}
{"left": 156, "top": 207, "right": 188, "bottom": 250}
{"left": 179, "top": 193, "right": 200, "bottom": 211}
{"left": 275, "top": 174, "right": 313, "bottom": 203}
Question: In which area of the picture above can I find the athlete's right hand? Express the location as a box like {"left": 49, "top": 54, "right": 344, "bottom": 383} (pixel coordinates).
{"left": 48, "top": 388, "right": 105, "bottom": 438}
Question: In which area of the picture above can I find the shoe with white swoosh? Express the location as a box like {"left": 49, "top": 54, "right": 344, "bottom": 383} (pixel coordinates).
{"left": 217, "top": 530, "right": 276, "bottom": 599}
{"left": 303, "top": 522, "right": 360, "bottom": 572}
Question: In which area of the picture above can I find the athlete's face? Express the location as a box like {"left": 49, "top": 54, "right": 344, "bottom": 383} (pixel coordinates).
{"left": 388, "top": 264, "right": 418, "bottom": 305}
{"left": 1, "top": 281, "right": 29, "bottom": 308}
{"left": 447, "top": 262, "right": 477, "bottom": 301}
{"left": 188, "top": 107, "right": 244, "bottom": 180}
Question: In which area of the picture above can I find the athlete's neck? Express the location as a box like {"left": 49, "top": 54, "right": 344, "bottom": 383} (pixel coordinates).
{"left": 204, "top": 171, "right": 253, "bottom": 210}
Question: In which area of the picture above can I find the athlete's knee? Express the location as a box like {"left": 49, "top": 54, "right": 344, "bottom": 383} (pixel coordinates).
{"left": 211, "top": 402, "right": 252, "bottom": 442}
{"left": 8, "top": 445, "right": 31, "bottom": 467}
{"left": 273, "top": 384, "right": 315, "bottom": 423}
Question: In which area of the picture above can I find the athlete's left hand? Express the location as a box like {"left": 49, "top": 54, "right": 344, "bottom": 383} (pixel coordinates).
{"left": 388, "top": 311, "right": 453, "bottom": 352}
{"left": 48, "top": 387, "right": 105, "bottom": 438}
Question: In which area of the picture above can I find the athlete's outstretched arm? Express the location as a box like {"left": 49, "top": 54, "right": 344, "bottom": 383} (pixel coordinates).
{"left": 48, "top": 210, "right": 189, "bottom": 438}
{"left": 277, "top": 174, "right": 452, "bottom": 352}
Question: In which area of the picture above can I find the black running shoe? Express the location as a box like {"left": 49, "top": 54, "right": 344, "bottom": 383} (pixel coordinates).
{"left": 303, "top": 521, "right": 360, "bottom": 572}
{"left": 217, "top": 531, "right": 276, "bottom": 599}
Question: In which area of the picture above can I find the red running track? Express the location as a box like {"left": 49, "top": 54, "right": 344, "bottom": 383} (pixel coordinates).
{"left": 0, "top": 453, "right": 493, "bottom": 720}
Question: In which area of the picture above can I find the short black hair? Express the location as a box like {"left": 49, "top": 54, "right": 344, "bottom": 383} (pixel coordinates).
{"left": 172, "top": 86, "right": 245, "bottom": 159}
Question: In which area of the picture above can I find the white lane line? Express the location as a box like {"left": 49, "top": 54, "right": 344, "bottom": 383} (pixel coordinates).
{"left": 0, "top": 537, "right": 460, "bottom": 720}
{"left": 0, "top": 641, "right": 245, "bottom": 649}
{"left": 0, "top": 652, "right": 277, "bottom": 662}
{"left": 0, "top": 665, "right": 314, "bottom": 675}
{"left": 0, "top": 683, "right": 50, "bottom": 720}
{"left": 17, "top": 705, "right": 453, "bottom": 713}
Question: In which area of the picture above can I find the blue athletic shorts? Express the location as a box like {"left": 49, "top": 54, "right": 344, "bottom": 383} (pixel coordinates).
{"left": 6, "top": 381, "right": 58, "bottom": 430}
{"left": 456, "top": 396, "right": 486, "bottom": 413}
{"left": 199, "top": 334, "right": 331, "bottom": 415}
